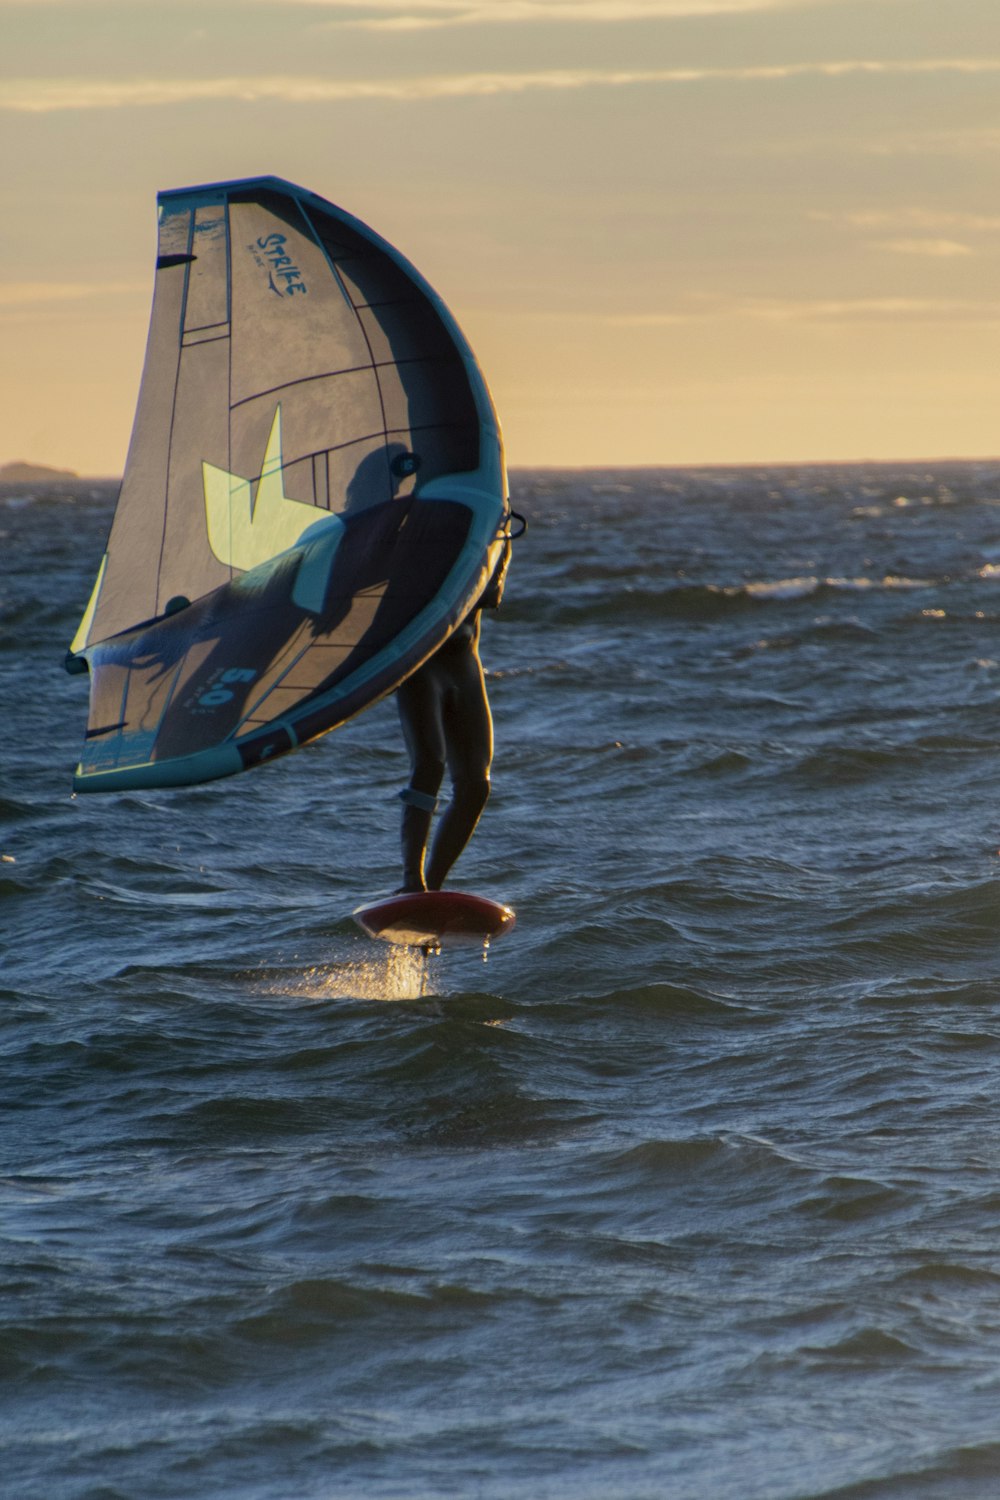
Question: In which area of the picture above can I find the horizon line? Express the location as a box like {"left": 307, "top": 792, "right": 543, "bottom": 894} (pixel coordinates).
{"left": 4, "top": 453, "right": 1000, "bottom": 482}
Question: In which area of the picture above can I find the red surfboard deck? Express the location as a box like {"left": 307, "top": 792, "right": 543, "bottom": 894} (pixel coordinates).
{"left": 353, "top": 890, "right": 516, "bottom": 949}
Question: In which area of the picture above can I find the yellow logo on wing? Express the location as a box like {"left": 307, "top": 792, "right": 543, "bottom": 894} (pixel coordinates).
{"left": 203, "top": 405, "right": 319, "bottom": 571}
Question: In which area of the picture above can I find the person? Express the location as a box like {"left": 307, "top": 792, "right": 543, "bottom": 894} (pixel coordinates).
{"left": 395, "top": 535, "right": 512, "bottom": 892}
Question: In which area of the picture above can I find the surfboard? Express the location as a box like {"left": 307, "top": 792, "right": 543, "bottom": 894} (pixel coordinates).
{"left": 353, "top": 891, "right": 516, "bottom": 950}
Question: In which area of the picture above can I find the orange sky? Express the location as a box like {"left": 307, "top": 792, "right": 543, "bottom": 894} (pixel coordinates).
{"left": 3, "top": 0, "right": 1000, "bottom": 471}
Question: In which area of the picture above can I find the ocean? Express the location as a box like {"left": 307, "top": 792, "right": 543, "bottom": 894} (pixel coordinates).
{"left": 4, "top": 462, "right": 1000, "bottom": 1499}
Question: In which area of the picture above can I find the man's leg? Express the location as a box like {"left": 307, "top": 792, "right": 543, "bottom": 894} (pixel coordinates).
{"left": 425, "top": 651, "right": 493, "bottom": 891}
{"left": 396, "top": 668, "right": 446, "bottom": 891}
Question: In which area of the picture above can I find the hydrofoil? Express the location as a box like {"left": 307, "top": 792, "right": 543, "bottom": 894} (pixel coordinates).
{"left": 353, "top": 891, "right": 515, "bottom": 952}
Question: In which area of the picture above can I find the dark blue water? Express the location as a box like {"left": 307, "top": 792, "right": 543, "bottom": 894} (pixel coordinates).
{"left": 5, "top": 463, "right": 1000, "bottom": 1499}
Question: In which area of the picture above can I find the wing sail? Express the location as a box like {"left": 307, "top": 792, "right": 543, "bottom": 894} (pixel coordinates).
{"left": 69, "top": 177, "right": 507, "bottom": 792}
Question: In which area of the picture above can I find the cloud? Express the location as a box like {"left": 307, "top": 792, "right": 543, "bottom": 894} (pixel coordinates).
{"left": 866, "top": 127, "right": 1000, "bottom": 157}
{"left": 319, "top": 0, "right": 816, "bottom": 29}
{"left": 812, "top": 208, "right": 1000, "bottom": 232}
{"left": 810, "top": 211, "right": 993, "bottom": 255}
{"left": 604, "top": 296, "right": 1000, "bottom": 324}
{"left": 872, "top": 238, "right": 974, "bottom": 258}
{"left": 5, "top": 57, "right": 1000, "bottom": 112}
{"left": 0, "top": 0, "right": 835, "bottom": 13}
{"left": 0, "top": 281, "right": 143, "bottom": 306}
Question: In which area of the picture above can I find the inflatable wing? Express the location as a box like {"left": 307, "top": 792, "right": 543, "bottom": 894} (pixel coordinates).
{"left": 68, "top": 176, "right": 508, "bottom": 792}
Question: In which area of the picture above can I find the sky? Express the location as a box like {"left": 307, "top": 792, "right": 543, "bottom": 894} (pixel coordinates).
{"left": 2, "top": 0, "right": 1000, "bottom": 472}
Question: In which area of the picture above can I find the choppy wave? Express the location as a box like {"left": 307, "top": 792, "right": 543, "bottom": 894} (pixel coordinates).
{"left": 6, "top": 463, "right": 1000, "bottom": 1500}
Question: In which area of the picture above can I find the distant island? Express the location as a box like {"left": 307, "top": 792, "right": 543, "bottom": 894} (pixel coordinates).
{"left": 0, "top": 461, "right": 80, "bottom": 483}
